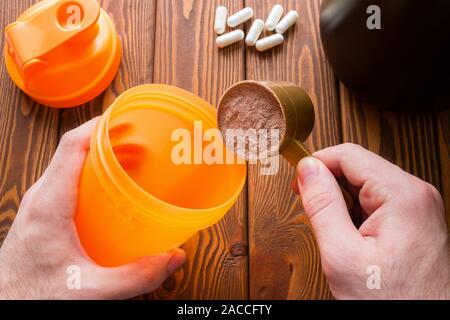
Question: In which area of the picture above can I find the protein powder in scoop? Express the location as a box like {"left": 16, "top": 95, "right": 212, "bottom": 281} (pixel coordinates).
{"left": 217, "top": 82, "right": 286, "bottom": 161}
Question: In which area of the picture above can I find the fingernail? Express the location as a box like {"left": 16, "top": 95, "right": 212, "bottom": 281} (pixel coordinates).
{"left": 167, "top": 249, "right": 186, "bottom": 273}
{"left": 297, "top": 157, "right": 320, "bottom": 186}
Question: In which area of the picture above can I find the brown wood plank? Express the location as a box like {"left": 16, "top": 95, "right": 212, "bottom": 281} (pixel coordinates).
{"left": 0, "top": 0, "right": 61, "bottom": 245}
{"left": 246, "top": 0, "right": 337, "bottom": 300}
{"left": 437, "top": 110, "right": 450, "bottom": 229}
{"left": 59, "top": 0, "right": 158, "bottom": 134}
{"left": 57, "top": 0, "right": 158, "bottom": 299}
{"left": 150, "top": 0, "right": 248, "bottom": 299}
{"left": 339, "top": 85, "right": 444, "bottom": 219}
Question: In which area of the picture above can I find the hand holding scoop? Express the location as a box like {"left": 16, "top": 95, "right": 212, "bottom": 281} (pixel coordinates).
{"left": 217, "top": 80, "right": 353, "bottom": 208}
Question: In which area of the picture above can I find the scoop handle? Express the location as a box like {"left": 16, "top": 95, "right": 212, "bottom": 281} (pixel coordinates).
{"left": 282, "top": 139, "right": 353, "bottom": 210}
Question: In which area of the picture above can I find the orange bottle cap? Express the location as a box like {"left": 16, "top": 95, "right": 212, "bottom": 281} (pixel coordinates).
{"left": 4, "top": 0, "right": 121, "bottom": 108}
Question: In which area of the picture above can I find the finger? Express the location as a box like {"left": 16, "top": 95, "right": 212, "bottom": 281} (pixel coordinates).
{"left": 19, "top": 177, "right": 43, "bottom": 207}
{"left": 41, "top": 117, "right": 100, "bottom": 192}
{"left": 293, "top": 158, "right": 366, "bottom": 224}
{"left": 313, "top": 144, "right": 405, "bottom": 185}
{"left": 342, "top": 179, "right": 362, "bottom": 201}
{"left": 92, "top": 249, "right": 186, "bottom": 299}
{"left": 293, "top": 165, "right": 361, "bottom": 199}
{"left": 296, "top": 157, "right": 363, "bottom": 251}
{"left": 314, "top": 143, "right": 408, "bottom": 214}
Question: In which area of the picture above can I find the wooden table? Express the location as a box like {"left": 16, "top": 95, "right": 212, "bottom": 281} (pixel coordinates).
{"left": 0, "top": 0, "right": 448, "bottom": 300}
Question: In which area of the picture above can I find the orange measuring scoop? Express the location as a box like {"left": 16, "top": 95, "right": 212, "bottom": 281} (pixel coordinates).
{"left": 4, "top": 0, "right": 121, "bottom": 108}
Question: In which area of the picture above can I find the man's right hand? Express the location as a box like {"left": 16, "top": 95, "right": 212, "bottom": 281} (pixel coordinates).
{"left": 293, "top": 143, "right": 449, "bottom": 299}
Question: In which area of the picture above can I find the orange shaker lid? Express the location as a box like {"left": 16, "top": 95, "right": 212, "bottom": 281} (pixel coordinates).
{"left": 4, "top": 0, "right": 121, "bottom": 108}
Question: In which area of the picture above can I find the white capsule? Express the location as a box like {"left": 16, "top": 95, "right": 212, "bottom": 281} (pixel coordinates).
{"left": 214, "top": 6, "right": 228, "bottom": 34}
{"left": 245, "top": 19, "right": 264, "bottom": 46}
{"left": 265, "top": 5, "right": 284, "bottom": 31}
{"left": 255, "top": 34, "right": 284, "bottom": 52}
{"left": 227, "top": 7, "right": 254, "bottom": 28}
{"left": 276, "top": 10, "right": 299, "bottom": 34}
{"left": 216, "top": 30, "right": 245, "bottom": 48}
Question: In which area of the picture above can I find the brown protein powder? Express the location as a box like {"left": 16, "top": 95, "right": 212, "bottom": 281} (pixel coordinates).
{"left": 218, "top": 82, "right": 286, "bottom": 160}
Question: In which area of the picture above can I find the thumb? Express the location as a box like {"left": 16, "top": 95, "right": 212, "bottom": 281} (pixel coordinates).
{"left": 94, "top": 249, "right": 186, "bottom": 299}
{"left": 296, "top": 157, "right": 362, "bottom": 250}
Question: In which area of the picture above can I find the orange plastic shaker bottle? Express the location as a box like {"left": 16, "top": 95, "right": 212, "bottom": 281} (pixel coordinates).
{"left": 75, "top": 85, "right": 247, "bottom": 267}
{"left": 4, "top": 0, "right": 121, "bottom": 108}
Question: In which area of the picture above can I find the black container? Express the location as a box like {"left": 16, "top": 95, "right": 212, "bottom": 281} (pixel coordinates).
{"left": 320, "top": 0, "right": 450, "bottom": 110}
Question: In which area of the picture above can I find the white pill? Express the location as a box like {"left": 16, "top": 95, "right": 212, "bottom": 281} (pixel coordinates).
{"left": 227, "top": 7, "right": 254, "bottom": 28}
{"left": 255, "top": 34, "right": 284, "bottom": 52}
{"left": 245, "top": 19, "right": 264, "bottom": 46}
{"left": 265, "top": 5, "right": 284, "bottom": 31}
{"left": 214, "top": 6, "right": 228, "bottom": 34}
{"left": 275, "top": 10, "right": 299, "bottom": 34}
{"left": 216, "top": 30, "right": 245, "bottom": 48}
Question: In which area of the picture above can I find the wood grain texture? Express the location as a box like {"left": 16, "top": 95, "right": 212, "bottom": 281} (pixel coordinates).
{"left": 56, "top": 0, "right": 158, "bottom": 300}
{"left": 150, "top": 0, "right": 248, "bottom": 299}
{"left": 339, "top": 87, "right": 450, "bottom": 229}
{"left": 0, "top": 0, "right": 61, "bottom": 246}
{"left": 246, "top": 0, "right": 336, "bottom": 300}
{"left": 59, "top": 0, "right": 158, "bottom": 135}
{"left": 339, "top": 85, "right": 450, "bottom": 232}
{"left": 437, "top": 111, "right": 450, "bottom": 229}
{"left": 1, "top": 0, "right": 448, "bottom": 301}
{"left": 339, "top": 85, "right": 442, "bottom": 194}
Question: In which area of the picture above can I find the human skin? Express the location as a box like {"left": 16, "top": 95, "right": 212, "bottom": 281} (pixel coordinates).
{"left": 0, "top": 118, "right": 186, "bottom": 300}
{"left": 0, "top": 119, "right": 448, "bottom": 299}
{"left": 293, "top": 144, "right": 450, "bottom": 299}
